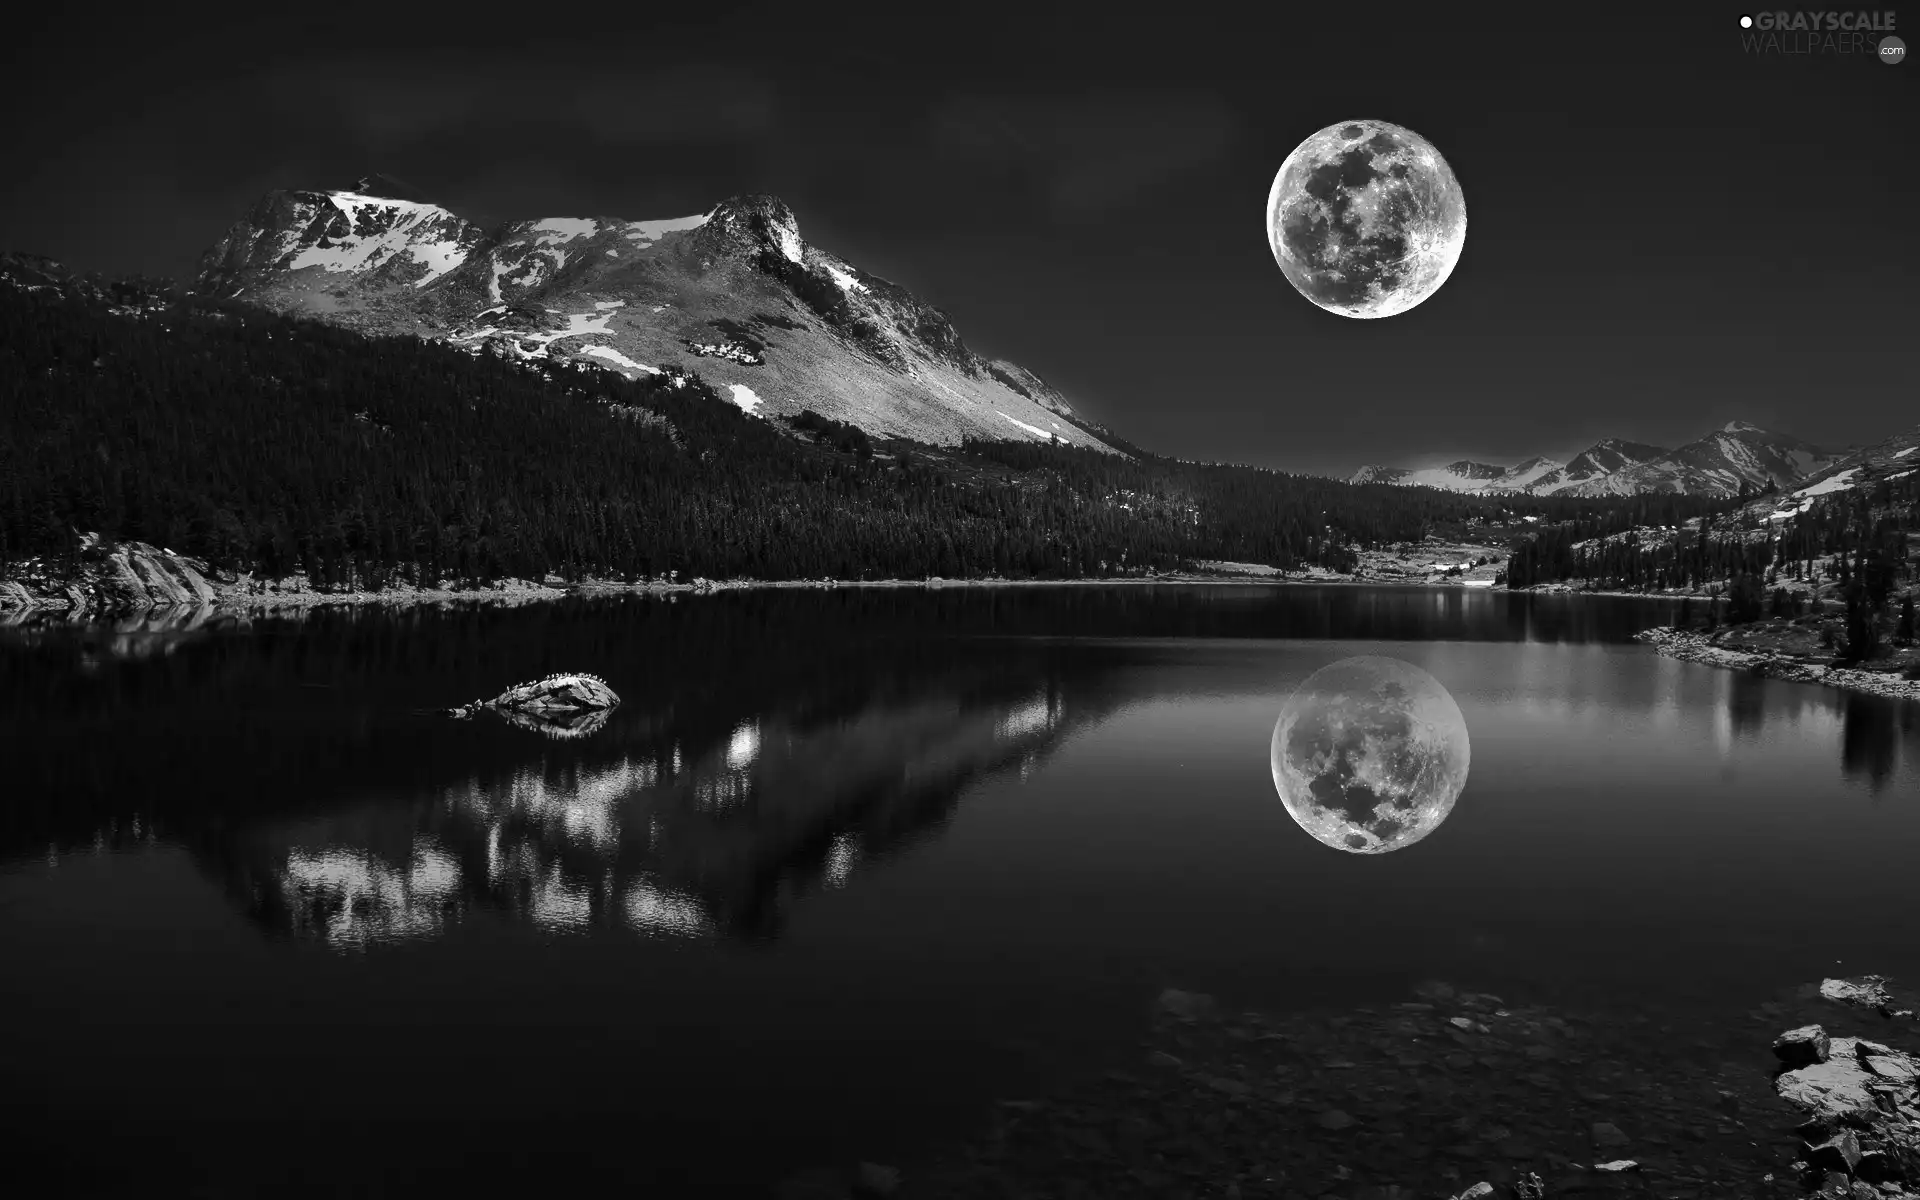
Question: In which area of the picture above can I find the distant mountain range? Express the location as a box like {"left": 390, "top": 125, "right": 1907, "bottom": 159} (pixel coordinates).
{"left": 1352, "top": 422, "right": 1853, "bottom": 499}
{"left": 193, "top": 177, "right": 1111, "bottom": 450}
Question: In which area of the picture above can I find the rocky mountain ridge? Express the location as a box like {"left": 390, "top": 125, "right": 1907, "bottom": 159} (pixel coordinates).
{"left": 1746, "top": 422, "right": 1920, "bottom": 525}
{"left": 192, "top": 181, "right": 1106, "bottom": 449}
{"left": 1353, "top": 421, "right": 1851, "bottom": 499}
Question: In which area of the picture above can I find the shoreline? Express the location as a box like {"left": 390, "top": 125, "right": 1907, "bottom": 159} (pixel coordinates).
{"left": 2, "top": 554, "right": 1696, "bottom": 623}
{"left": 1635, "top": 625, "right": 1920, "bottom": 703}
{"left": 0, "top": 572, "right": 1683, "bottom": 621}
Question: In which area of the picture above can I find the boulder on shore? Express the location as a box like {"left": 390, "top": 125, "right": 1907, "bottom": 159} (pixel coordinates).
{"left": 1772, "top": 1024, "right": 1920, "bottom": 1191}
{"left": 1775, "top": 1024, "right": 1834, "bottom": 1068}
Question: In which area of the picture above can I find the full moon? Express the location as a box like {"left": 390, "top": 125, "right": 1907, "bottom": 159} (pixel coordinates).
{"left": 1266, "top": 119, "right": 1467, "bottom": 319}
{"left": 1270, "top": 656, "right": 1471, "bottom": 854}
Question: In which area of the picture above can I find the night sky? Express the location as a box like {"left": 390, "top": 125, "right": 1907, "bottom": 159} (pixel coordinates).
{"left": 3, "top": 2, "right": 1912, "bottom": 476}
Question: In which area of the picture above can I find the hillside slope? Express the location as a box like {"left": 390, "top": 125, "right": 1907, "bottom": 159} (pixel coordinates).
{"left": 196, "top": 181, "right": 1107, "bottom": 450}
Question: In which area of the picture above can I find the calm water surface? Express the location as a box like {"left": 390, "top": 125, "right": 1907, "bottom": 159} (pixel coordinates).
{"left": 3, "top": 585, "right": 1917, "bottom": 1196}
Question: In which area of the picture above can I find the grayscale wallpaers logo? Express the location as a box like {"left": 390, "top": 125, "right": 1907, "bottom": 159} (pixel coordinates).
{"left": 1738, "top": 10, "right": 1903, "bottom": 57}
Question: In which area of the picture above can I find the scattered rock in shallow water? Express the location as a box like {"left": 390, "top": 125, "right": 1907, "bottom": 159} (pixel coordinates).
{"left": 1776, "top": 1024, "right": 1834, "bottom": 1067}
{"left": 1591, "top": 1121, "right": 1630, "bottom": 1149}
{"left": 1773, "top": 1020, "right": 1920, "bottom": 1192}
{"left": 1775, "top": 1036, "right": 1888, "bottom": 1125}
{"left": 1448, "top": 1184, "right": 1493, "bottom": 1200}
{"left": 907, "top": 980, "right": 1818, "bottom": 1199}
{"left": 1821, "top": 976, "right": 1894, "bottom": 1011}
{"left": 1593, "top": 1159, "right": 1639, "bottom": 1172}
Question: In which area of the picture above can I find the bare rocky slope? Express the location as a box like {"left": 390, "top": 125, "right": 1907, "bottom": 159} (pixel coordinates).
{"left": 195, "top": 179, "right": 1111, "bottom": 450}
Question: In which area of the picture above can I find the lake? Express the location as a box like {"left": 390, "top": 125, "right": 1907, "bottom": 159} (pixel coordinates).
{"left": 3, "top": 585, "right": 1918, "bottom": 1197}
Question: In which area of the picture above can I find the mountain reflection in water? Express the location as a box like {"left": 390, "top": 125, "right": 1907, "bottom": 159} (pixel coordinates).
{"left": 205, "top": 676, "right": 1081, "bottom": 948}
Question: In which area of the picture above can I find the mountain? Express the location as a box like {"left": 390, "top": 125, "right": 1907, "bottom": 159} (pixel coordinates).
{"left": 194, "top": 182, "right": 1107, "bottom": 450}
{"left": 1521, "top": 439, "right": 1669, "bottom": 494}
{"left": 1750, "top": 422, "right": 1920, "bottom": 523}
{"left": 14, "top": 268, "right": 1608, "bottom": 603}
{"left": 1352, "top": 422, "right": 1851, "bottom": 499}
{"left": 1351, "top": 457, "right": 1557, "bottom": 492}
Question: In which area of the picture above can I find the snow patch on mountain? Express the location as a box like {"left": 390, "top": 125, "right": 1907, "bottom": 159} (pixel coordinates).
{"left": 997, "top": 411, "right": 1066, "bottom": 442}
{"left": 281, "top": 192, "right": 472, "bottom": 286}
{"left": 1497, "top": 456, "right": 1563, "bottom": 491}
{"left": 1791, "top": 468, "right": 1860, "bottom": 499}
{"left": 624, "top": 214, "right": 709, "bottom": 247}
{"left": 579, "top": 345, "right": 658, "bottom": 375}
{"left": 408, "top": 240, "right": 468, "bottom": 288}
{"left": 825, "top": 264, "right": 868, "bottom": 294}
{"left": 727, "top": 384, "right": 765, "bottom": 417}
{"left": 532, "top": 218, "right": 598, "bottom": 245}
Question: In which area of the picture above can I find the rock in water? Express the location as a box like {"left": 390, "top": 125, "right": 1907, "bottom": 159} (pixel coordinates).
{"left": 483, "top": 672, "right": 619, "bottom": 714}
{"left": 1774, "top": 1027, "right": 1920, "bottom": 1187}
{"left": 1775, "top": 1037, "right": 1886, "bottom": 1125}
{"left": 450, "top": 673, "right": 620, "bottom": 738}
{"left": 1808, "top": 1130, "right": 1862, "bottom": 1174}
{"left": 1820, "top": 976, "right": 1894, "bottom": 1011}
{"left": 1775, "top": 1025, "right": 1834, "bottom": 1068}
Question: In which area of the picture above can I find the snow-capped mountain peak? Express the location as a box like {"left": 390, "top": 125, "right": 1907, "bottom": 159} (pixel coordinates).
{"left": 198, "top": 185, "right": 486, "bottom": 297}
{"left": 191, "top": 185, "right": 1102, "bottom": 450}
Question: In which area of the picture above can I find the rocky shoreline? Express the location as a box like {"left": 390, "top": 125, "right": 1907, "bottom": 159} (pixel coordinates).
{"left": 1634, "top": 627, "right": 1920, "bottom": 704}
{"left": 0, "top": 539, "right": 1547, "bottom": 621}
{"left": 776, "top": 976, "right": 1920, "bottom": 1200}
